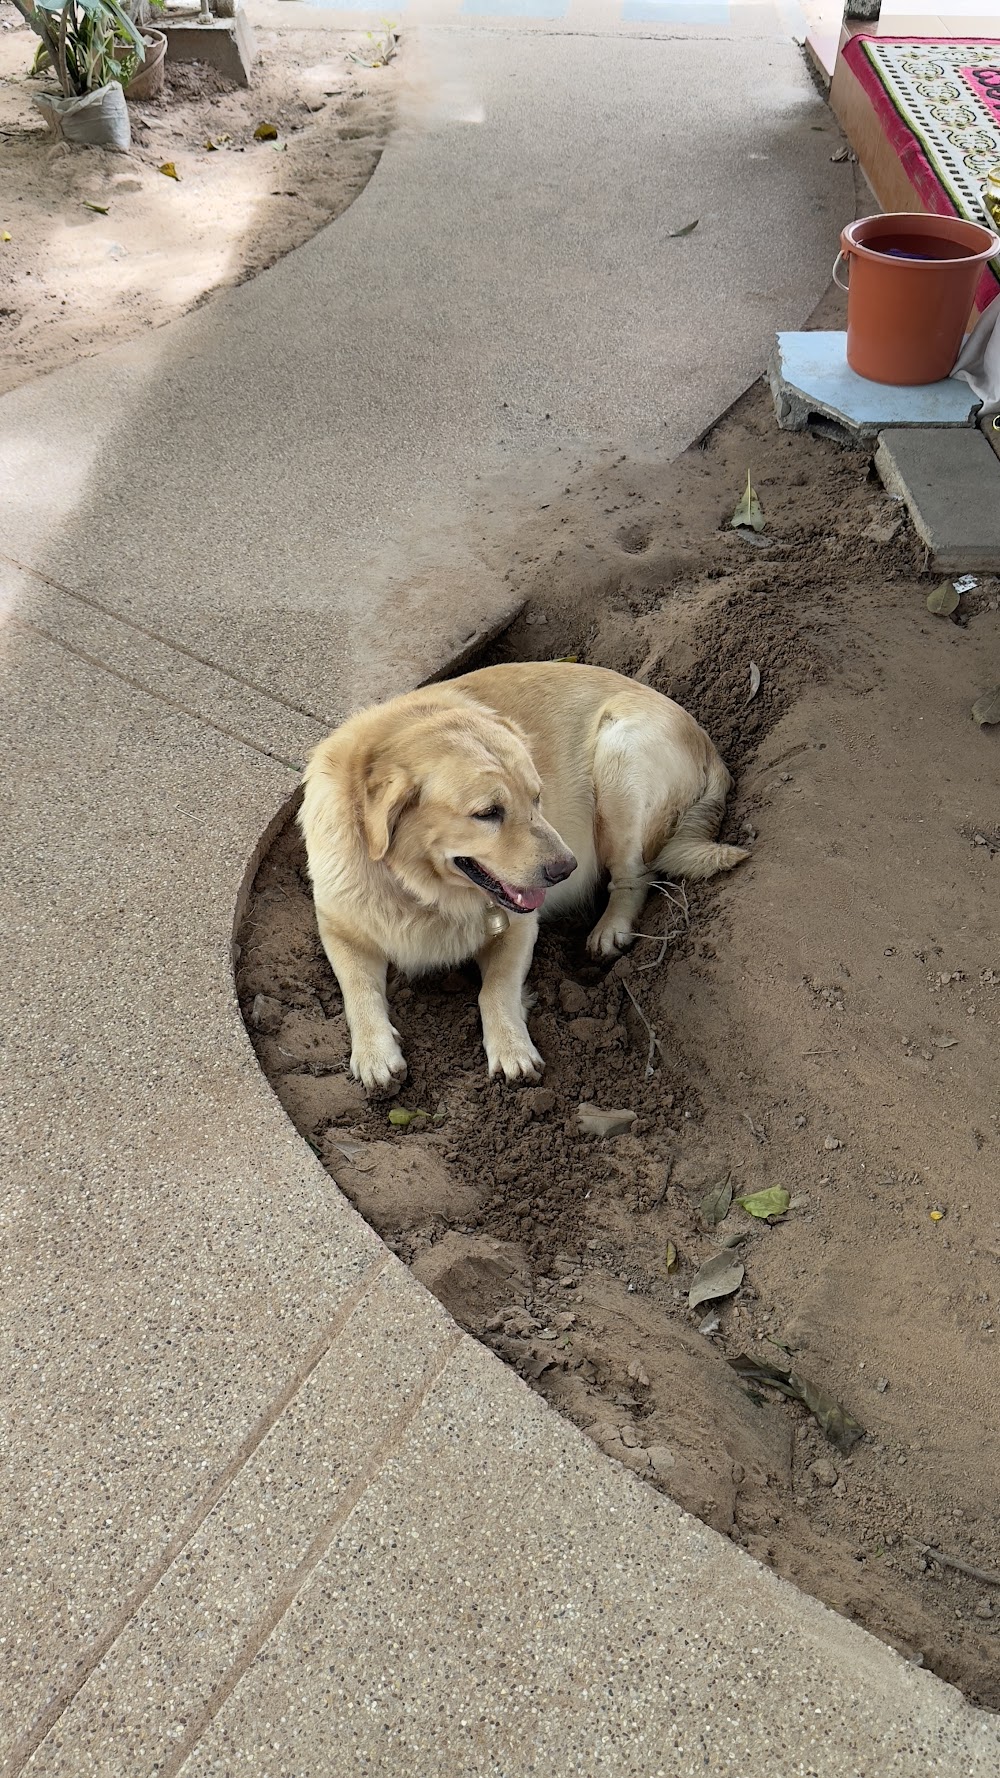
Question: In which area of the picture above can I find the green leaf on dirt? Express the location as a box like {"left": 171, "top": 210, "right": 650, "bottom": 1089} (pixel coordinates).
{"left": 668, "top": 219, "right": 699, "bottom": 238}
{"left": 664, "top": 1241, "right": 678, "bottom": 1274}
{"left": 737, "top": 1186, "right": 791, "bottom": 1219}
{"left": 388, "top": 1107, "right": 430, "bottom": 1126}
{"left": 731, "top": 470, "right": 765, "bottom": 533}
{"left": 82, "top": 201, "right": 109, "bottom": 214}
{"left": 972, "top": 687, "right": 1000, "bottom": 727}
{"left": 555, "top": 655, "right": 579, "bottom": 663}
{"left": 699, "top": 1173, "right": 733, "bottom": 1227}
{"left": 689, "top": 1251, "right": 744, "bottom": 1310}
{"left": 254, "top": 121, "right": 279, "bottom": 141}
{"left": 158, "top": 162, "right": 179, "bottom": 181}
{"left": 728, "top": 1353, "right": 865, "bottom": 1452}
{"left": 926, "top": 580, "right": 959, "bottom": 616}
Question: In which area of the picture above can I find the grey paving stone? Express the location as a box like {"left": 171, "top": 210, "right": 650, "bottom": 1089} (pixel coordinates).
{"left": 875, "top": 428, "right": 1000, "bottom": 571}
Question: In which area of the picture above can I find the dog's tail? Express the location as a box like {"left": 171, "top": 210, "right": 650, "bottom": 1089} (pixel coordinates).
{"left": 653, "top": 756, "right": 749, "bottom": 882}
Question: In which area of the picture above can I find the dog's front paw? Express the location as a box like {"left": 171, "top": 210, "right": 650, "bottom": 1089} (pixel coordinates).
{"left": 351, "top": 1029, "right": 408, "bottom": 1093}
{"left": 485, "top": 1025, "right": 545, "bottom": 1084}
{"left": 586, "top": 916, "right": 637, "bottom": 959}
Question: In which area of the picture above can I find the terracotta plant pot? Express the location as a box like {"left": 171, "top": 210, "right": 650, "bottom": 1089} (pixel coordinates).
{"left": 123, "top": 27, "right": 166, "bottom": 101}
{"left": 834, "top": 212, "right": 1000, "bottom": 386}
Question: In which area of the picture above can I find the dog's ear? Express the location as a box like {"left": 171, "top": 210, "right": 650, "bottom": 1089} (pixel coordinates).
{"left": 362, "top": 765, "right": 417, "bottom": 861}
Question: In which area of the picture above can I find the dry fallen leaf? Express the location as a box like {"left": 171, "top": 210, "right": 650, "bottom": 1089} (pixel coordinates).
{"left": 972, "top": 687, "right": 1000, "bottom": 727}
{"left": 926, "top": 580, "right": 959, "bottom": 616}
{"left": 1, "top": 231, "right": 11, "bottom": 242}
{"left": 254, "top": 121, "right": 279, "bottom": 141}
{"left": 668, "top": 219, "right": 699, "bottom": 238}
{"left": 158, "top": 162, "right": 179, "bottom": 181}
{"left": 689, "top": 1251, "right": 744, "bottom": 1310}
{"left": 82, "top": 201, "right": 109, "bottom": 215}
{"left": 746, "top": 661, "right": 761, "bottom": 704}
{"left": 664, "top": 1241, "right": 678, "bottom": 1274}
{"left": 731, "top": 470, "right": 765, "bottom": 533}
{"left": 699, "top": 1174, "right": 733, "bottom": 1227}
{"left": 728, "top": 1353, "right": 865, "bottom": 1452}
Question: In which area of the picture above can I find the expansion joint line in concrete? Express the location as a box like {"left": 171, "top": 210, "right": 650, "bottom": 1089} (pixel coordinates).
{"left": 164, "top": 1325, "right": 465, "bottom": 1778}
{"left": 3, "top": 1254, "right": 407, "bottom": 1778}
{"left": 1, "top": 549, "right": 333, "bottom": 743}
{"left": 6, "top": 608, "right": 306, "bottom": 776}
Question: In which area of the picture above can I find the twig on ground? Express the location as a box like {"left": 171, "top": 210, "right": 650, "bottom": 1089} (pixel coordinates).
{"left": 904, "top": 1536, "right": 1000, "bottom": 1588}
{"left": 621, "top": 980, "right": 662, "bottom": 1079}
{"left": 647, "top": 1155, "right": 674, "bottom": 1212}
{"left": 636, "top": 880, "right": 690, "bottom": 971}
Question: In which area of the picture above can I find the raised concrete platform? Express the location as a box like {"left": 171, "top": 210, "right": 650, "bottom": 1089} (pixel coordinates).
{"left": 162, "top": 6, "right": 257, "bottom": 88}
{"left": 875, "top": 426, "right": 1000, "bottom": 571}
{"left": 770, "top": 332, "right": 979, "bottom": 439}
{"left": 2, "top": 4, "right": 999, "bottom": 1773}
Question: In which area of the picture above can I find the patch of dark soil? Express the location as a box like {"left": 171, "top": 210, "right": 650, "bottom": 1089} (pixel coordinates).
{"left": 237, "top": 379, "right": 1000, "bottom": 1710}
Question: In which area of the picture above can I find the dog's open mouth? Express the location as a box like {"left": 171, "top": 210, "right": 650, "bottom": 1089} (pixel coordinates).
{"left": 453, "top": 857, "right": 546, "bottom": 914}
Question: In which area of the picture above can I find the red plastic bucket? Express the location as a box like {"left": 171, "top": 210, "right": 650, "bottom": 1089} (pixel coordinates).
{"left": 833, "top": 212, "right": 1000, "bottom": 386}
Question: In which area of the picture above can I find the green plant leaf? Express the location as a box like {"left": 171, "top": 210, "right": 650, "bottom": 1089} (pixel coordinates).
{"left": 668, "top": 219, "right": 699, "bottom": 238}
{"left": 82, "top": 200, "right": 109, "bottom": 213}
{"left": 254, "top": 121, "right": 279, "bottom": 141}
{"left": 926, "top": 580, "right": 959, "bottom": 616}
{"left": 737, "top": 1186, "right": 791, "bottom": 1219}
{"left": 972, "top": 687, "right": 1000, "bottom": 727}
{"left": 664, "top": 1241, "right": 678, "bottom": 1274}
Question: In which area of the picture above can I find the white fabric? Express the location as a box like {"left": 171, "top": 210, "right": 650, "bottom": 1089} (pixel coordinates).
{"left": 32, "top": 84, "right": 131, "bottom": 151}
{"left": 951, "top": 292, "right": 1000, "bottom": 418}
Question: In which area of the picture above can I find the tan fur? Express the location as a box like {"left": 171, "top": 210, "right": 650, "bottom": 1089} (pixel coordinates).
{"left": 299, "top": 663, "right": 747, "bottom": 1089}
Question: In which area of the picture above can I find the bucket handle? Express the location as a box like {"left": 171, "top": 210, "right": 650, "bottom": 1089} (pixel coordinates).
{"left": 832, "top": 249, "right": 850, "bottom": 292}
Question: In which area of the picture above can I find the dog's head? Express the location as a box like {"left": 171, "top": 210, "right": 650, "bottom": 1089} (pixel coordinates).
{"left": 355, "top": 699, "right": 576, "bottom": 916}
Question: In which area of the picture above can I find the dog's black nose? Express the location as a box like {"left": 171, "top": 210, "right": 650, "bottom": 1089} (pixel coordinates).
{"left": 544, "top": 852, "right": 577, "bottom": 884}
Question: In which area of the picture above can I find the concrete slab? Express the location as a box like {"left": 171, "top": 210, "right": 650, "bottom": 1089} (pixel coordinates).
{"left": 0, "top": 25, "right": 846, "bottom": 720}
{"left": 162, "top": 6, "right": 257, "bottom": 87}
{"left": 875, "top": 427, "right": 1000, "bottom": 571}
{"left": 770, "top": 331, "right": 980, "bottom": 438}
{"left": 173, "top": 1339, "right": 1000, "bottom": 1777}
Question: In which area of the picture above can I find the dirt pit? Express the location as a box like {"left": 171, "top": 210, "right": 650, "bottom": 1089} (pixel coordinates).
{"left": 0, "top": 6, "right": 395, "bottom": 393}
{"left": 237, "top": 379, "right": 1000, "bottom": 1710}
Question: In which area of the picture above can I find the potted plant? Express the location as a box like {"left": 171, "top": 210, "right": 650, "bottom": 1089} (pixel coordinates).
{"left": 12, "top": 0, "right": 147, "bottom": 147}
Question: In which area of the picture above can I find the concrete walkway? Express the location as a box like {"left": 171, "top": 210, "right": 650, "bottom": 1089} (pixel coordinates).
{"left": 1, "top": 5, "right": 997, "bottom": 1773}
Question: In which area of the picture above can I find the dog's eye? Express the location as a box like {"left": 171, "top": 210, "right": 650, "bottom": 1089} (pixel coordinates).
{"left": 472, "top": 805, "right": 504, "bottom": 822}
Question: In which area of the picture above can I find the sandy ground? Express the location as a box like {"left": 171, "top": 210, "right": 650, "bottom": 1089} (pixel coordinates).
{"left": 0, "top": 4, "right": 396, "bottom": 393}
{"left": 239, "top": 381, "right": 1000, "bottom": 1710}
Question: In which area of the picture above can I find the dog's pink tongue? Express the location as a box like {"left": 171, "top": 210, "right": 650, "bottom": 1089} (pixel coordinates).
{"left": 504, "top": 883, "right": 546, "bottom": 913}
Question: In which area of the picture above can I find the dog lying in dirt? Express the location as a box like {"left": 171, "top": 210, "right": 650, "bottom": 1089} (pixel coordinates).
{"left": 299, "top": 662, "right": 747, "bottom": 1090}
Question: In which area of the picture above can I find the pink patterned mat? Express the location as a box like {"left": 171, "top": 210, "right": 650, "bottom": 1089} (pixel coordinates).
{"left": 842, "top": 35, "right": 1000, "bottom": 312}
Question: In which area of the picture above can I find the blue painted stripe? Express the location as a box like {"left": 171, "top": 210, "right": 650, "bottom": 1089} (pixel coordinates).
{"left": 622, "top": 0, "right": 731, "bottom": 20}
{"left": 462, "top": 0, "right": 569, "bottom": 15}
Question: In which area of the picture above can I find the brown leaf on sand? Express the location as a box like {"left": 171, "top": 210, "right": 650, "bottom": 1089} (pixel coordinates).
{"left": 728, "top": 1353, "right": 865, "bottom": 1452}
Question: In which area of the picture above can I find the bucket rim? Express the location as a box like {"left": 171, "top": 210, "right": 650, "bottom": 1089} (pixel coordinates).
{"left": 841, "top": 212, "right": 1000, "bottom": 268}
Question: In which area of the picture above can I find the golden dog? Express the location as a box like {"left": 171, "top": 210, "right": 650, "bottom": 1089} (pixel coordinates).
{"left": 299, "top": 663, "right": 747, "bottom": 1090}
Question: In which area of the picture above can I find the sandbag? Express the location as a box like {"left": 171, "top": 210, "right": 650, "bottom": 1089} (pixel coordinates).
{"left": 32, "top": 83, "right": 131, "bottom": 151}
